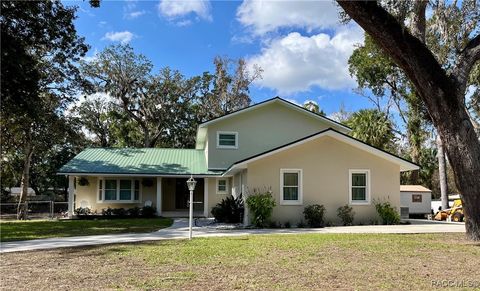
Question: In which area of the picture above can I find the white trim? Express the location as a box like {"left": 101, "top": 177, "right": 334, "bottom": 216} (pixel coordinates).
{"left": 280, "top": 169, "right": 303, "bottom": 205}
{"left": 67, "top": 176, "right": 75, "bottom": 217}
{"left": 216, "top": 178, "right": 228, "bottom": 194}
{"left": 216, "top": 131, "right": 238, "bottom": 149}
{"left": 204, "top": 178, "right": 209, "bottom": 217}
{"left": 96, "top": 177, "right": 142, "bottom": 204}
{"left": 223, "top": 130, "right": 419, "bottom": 175}
{"left": 349, "top": 169, "right": 371, "bottom": 205}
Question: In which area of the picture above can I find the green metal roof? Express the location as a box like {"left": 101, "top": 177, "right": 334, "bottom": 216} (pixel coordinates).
{"left": 58, "top": 148, "right": 221, "bottom": 175}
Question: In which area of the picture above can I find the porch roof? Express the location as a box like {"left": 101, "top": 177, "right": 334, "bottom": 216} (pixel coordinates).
{"left": 58, "top": 148, "right": 222, "bottom": 176}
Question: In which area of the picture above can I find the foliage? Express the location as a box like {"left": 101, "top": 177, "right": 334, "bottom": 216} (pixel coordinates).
{"left": 141, "top": 206, "right": 157, "bottom": 218}
{"left": 373, "top": 200, "right": 400, "bottom": 225}
{"left": 296, "top": 220, "right": 306, "bottom": 228}
{"left": 112, "top": 208, "right": 128, "bottom": 217}
{"left": 102, "top": 207, "right": 114, "bottom": 216}
{"left": 211, "top": 195, "right": 244, "bottom": 223}
{"left": 245, "top": 189, "right": 276, "bottom": 227}
{"left": 75, "top": 207, "right": 91, "bottom": 216}
{"left": 303, "top": 100, "right": 326, "bottom": 116}
{"left": 337, "top": 205, "right": 355, "bottom": 226}
{"left": 0, "top": 1, "right": 89, "bottom": 218}
{"left": 284, "top": 221, "right": 291, "bottom": 228}
{"left": 346, "top": 109, "right": 397, "bottom": 151}
{"left": 128, "top": 207, "right": 141, "bottom": 218}
{"left": 303, "top": 204, "right": 326, "bottom": 228}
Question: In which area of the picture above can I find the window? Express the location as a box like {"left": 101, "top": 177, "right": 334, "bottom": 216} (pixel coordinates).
{"left": 349, "top": 169, "right": 370, "bottom": 204}
{"left": 97, "top": 178, "right": 141, "bottom": 203}
{"left": 412, "top": 194, "right": 422, "bottom": 203}
{"left": 280, "top": 169, "right": 303, "bottom": 205}
{"left": 217, "top": 179, "right": 228, "bottom": 194}
{"left": 217, "top": 131, "right": 238, "bottom": 149}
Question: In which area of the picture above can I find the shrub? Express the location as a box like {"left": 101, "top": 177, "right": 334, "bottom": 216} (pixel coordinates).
{"left": 374, "top": 200, "right": 400, "bottom": 225}
{"left": 245, "top": 189, "right": 276, "bottom": 227}
{"left": 75, "top": 207, "right": 91, "bottom": 216}
{"left": 268, "top": 221, "right": 280, "bottom": 228}
{"left": 102, "top": 207, "right": 114, "bottom": 216}
{"left": 141, "top": 205, "right": 157, "bottom": 218}
{"left": 128, "top": 207, "right": 141, "bottom": 218}
{"left": 303, "top": 204, "right": 326, "bottom": 227}
{"left": 112, "top": 208, "right": 127, "bottom": 217}
{"left": 284, "top": 221, "right": 291, "bottom": 228}
{"left": 337, "top": 204, "right": 355, "bottom": 226}
{"left": 297, "top": 220, "right": 306, "bottom": 228}
{"left": 211, "top": 195, "right": 244, "bottom": 223}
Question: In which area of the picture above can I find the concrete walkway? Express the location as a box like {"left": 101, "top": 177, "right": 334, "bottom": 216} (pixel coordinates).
{"left": 0, "top": 219, "right": 465, "bottom": 253}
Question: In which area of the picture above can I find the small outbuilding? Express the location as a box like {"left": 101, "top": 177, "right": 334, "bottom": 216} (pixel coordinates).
{"left": 400, "top": 185, "right": 432, "bottom": 217}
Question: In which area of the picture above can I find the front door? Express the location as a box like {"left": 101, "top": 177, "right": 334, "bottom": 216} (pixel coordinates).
{"left": 175, "top": 178, "right": 189, "bottom": 209}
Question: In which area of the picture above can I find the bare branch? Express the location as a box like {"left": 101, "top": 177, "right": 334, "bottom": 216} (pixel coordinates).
{"left": 454, "top": 34, "right": 480, "bottom": 86}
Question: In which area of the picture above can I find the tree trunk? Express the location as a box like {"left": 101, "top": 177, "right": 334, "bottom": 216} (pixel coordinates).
{"left": 17, "top": 142, "right": 34, "bottom": 220}
{"left": 436, "top": 135, "right": 448, "bottom": 210}
{"left": 407, "top": 117, "right": 422, "bottom": 185}
{"left": 337, "top": 1, "right": 480, "bottom": 240}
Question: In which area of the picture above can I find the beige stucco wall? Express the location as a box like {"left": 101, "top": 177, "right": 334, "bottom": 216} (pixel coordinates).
{"left": 207, "top": 102, "right": 341, "bottom": 169}
{"left": 74, "top": 176, "right": 157, "bottom": 213}
{"left": 206, "top": 177, "right": 232, "bottom": 217}
{"left": 246, "top": 136, "right": 400, "bottom": 225}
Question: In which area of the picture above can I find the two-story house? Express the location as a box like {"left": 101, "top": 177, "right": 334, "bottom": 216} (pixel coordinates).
{"left": 58, "top": 97, "right": 419, "bottom": 224}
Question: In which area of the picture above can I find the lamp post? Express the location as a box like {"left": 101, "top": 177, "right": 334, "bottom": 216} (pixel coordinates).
{"left": 186, "top": 175, "right": 197, "bottom": 240}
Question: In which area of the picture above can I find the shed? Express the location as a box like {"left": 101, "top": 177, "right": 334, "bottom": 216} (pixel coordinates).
{"left": 400, "top": 185, "right": 432, "bottom": 216}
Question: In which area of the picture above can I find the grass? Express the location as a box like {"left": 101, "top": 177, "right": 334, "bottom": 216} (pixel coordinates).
{"left": 0, "top": 218, "right": 173, "bottom": 242}
{"left": 1, "top": 233, "right": 479, "bottom": 290}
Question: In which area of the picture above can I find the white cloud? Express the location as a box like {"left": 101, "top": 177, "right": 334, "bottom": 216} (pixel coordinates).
{"left": 247, "top": 26, "right": 364, "bottom": 94}
{"left": 102, "top": 31, "right": 135, "bottom": 44}
{"left": 157, "top": 0, "right": 212, "bottom": 21}
{"left": 125, "top": 10, "right": 146, "bottom": 19}
{"left": 237, "top": 0, "right": 340, "bottom": 36}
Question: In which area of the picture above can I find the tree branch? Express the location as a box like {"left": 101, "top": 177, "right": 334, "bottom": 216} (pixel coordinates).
{"left": 336, "top": 0, "right": 456, "bottom": 108}
{"left": 454, "top": 34, "right": 480, "bottom": 87}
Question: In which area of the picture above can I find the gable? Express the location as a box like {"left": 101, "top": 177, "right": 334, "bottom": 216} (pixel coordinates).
{"left": 195, "top": 97, "right": 350, "bottom": 149}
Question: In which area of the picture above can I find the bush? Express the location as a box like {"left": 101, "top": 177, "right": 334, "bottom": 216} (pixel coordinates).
{"left": 112, "top": 208, "right": 127, "bottom": 217}
{"left": 303, "top": 204, "right": 326, "bottom": 227}
{"left": 297, "top": 220, "right": 306, "bottom": 228}
{"left": 337, "top": 204, "right": 355, "bottom": 226}
{"left": 102, "top": 207, "right": 114, "bottom": 216}
{"left": 128, "top": 207, "right": 141, "bottom": 218}
{"left": 211, "top": 195, "right": 244, "bottom": 223}
{"left": 284, "top": 221, "right": 291, "bottom": 228}
{"left": 75, "top": 207, "right": 91, "bottom": 216}
{"left": 245, "top": 189, "right": 276, "bottom": 227}
{"left": 141, "top": 205, "right": 157, "bottom": 218}
{"left": 268, "top": 221, "right": 280, "bottom": 228}
{"left": 374, "top": 200, "right": 400, "bottom": 225}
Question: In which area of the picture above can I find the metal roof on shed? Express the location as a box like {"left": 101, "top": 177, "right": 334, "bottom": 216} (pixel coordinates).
{"left": 58, "top": 148, "right": 221, "bottom": 176}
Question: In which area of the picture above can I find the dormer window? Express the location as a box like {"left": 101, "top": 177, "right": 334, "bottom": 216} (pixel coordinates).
{"left": 217, "top": 131, "right": 238, "bottom": 149}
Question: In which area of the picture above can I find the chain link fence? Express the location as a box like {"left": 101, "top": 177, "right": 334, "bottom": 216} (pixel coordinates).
{"left": 0, "top": 201, "right": 68, "bottom": 220}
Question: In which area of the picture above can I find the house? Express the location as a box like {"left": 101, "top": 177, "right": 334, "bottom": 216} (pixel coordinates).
{"left": 7, "top": 187, "right": 36, "bottom": 197}
{"left": 400, "top": 185, "right": 432, "bottom": 217}
{"left": 58, "top": 97, "right": 419, "bottom": 225}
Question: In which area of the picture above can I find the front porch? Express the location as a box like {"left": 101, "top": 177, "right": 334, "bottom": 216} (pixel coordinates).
{"left": 68, "top": 176, "right": 211, "bottom": 218}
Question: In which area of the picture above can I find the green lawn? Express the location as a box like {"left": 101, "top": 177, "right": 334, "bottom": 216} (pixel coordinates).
{"left": 0, "top": 218, "right": 173, "bottom": 242}
{"left": 1, "top": 233, "right": 479, "bottom": 290}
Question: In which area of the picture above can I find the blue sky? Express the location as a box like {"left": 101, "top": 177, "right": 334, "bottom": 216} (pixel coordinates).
{"left": 72, "top": 0, "right": 373, "bottom": 117}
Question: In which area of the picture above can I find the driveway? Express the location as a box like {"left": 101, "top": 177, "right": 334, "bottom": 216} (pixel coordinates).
{"left": 0, "top": 219, "right": 465, "bottom": 253}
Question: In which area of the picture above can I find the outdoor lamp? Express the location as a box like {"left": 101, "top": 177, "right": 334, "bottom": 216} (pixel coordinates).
{"left": 186, "top": 175, "right": 196, "bottom": 239}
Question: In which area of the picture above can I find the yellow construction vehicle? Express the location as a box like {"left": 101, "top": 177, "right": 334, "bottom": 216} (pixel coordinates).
{"left": 434, "top": 199, "right": 464, "bottom": 222}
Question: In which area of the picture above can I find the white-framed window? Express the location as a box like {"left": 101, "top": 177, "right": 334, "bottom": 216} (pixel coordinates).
{"left": 349, "top": 169, "right": 370, "bottom": 205}
{"left": 217, "top": 131, "right": 238, "bottom": 149}
{"left": 280, "top": 169, "right": 303, "bottom": 205}
{"left": 97, "top": 178, "right": 141, "bottom": 203}
{"left": 217, "top": 178, "right": 228, "bottom": 194}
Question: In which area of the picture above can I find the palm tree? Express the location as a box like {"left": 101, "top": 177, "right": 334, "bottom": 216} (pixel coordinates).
{"left": 347, "top": 109, "right": 396, "bottom": 151}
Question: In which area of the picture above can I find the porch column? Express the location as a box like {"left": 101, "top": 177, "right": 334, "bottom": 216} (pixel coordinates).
{"left": 67, "top": 176, "right": 75, "bottom": 218}
{"left": 204, "top": 178, "right": 209, "bottom": 217}
{"left": 156, "top": 177, "right": 162, "bottom": 216}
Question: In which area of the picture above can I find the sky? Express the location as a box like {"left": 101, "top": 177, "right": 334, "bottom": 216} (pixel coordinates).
{"left": 71, "top": 0, "right": 372, "bottom": 117}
